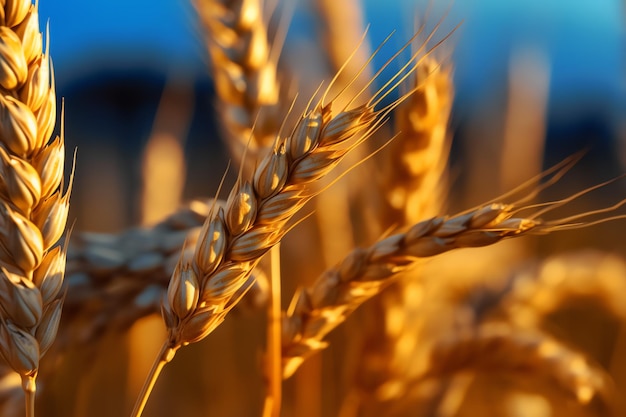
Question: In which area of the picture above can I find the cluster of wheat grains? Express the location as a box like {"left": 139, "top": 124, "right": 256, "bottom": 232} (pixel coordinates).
{"left": 0, "top": 0, "right": 624, "bottom": 417}
{"left": 0, "top": 0, "right": 70, "bottom": 416}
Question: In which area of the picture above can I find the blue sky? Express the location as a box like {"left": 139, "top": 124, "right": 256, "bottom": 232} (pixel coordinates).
{"left": 38, "top": 0, "right": 624, "bottom": 116}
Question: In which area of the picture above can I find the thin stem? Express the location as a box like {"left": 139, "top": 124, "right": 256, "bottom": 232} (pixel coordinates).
{"left": 130, "top": 341, "right": 177, "bottom": 417}
{"left": 22, "top": 375, "right": 36, "bottom": 417}
{"left": 262, "top": 244, "right": 283, "bottom": 417}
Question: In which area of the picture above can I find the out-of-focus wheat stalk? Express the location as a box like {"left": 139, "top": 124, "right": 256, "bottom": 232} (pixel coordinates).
{"left": 380, "top": 56, "right": 452, "bottom": 226}
{"left": 499, "top": 46, "right": 549, "bottom": 192}
{"left": 0, "top": 1, "right": 70, "bottom": 415}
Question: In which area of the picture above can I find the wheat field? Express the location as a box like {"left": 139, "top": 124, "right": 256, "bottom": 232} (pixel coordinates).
{"left": 0, "top": 0, "right": 624, "bottom": 416}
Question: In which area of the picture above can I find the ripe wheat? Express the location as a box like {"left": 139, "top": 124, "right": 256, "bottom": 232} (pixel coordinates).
{"left": 0, "top": 1, "right": 69, "bottom": 415}
{"left": 196, "top": 0, "right": 283, "bottom": 173}
{"left": 0, "top": 1, "right": 623, "bottom": 417}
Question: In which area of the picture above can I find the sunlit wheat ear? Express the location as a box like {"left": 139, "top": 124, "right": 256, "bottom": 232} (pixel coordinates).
{"left": 0, "top": 2, "right": 70, "bottom": 415}
{"left": 420, "top": 323, "right": 613, "bottom": 411}
{"left": 281, "top": 177, "right": 626, "bottom": 378}
{"left": 129, "top": 33, "right": 441, "bottom": 417}
{"left": 195, "top": 0, "right": 286, "bottom": 173}
{"left": 382, "top": 55, "right": 453, "bottom": 225}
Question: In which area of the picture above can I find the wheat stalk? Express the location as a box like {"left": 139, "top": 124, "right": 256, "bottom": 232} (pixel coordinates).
{"left": 380, "top": 56, "right": 453, "bottom": 225}
{"left": 0, "top": 1, "right": 69, "bottom": 415}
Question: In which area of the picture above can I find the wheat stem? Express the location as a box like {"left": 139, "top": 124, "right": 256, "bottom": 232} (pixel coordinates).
{"left": 262, "top": 243, "right": 282, "bottom": 417}
{"left": 21, "top": 375, "right": 35, "bottom": 417}
{"left": 129, "top": 342, "right": 177, "bottom": 417}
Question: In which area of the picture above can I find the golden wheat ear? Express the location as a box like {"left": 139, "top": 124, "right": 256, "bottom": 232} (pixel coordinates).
{"left": 0, "top": 2, "right": 70, "bottom": 416}
{"left": 280, "top": 169, "right": 626, "bottom": 378}
{"left": 128, "top": 27, "right": 452, "bottom": 416}
{"left": 195, "top": 0, "right": 285, "bottom": 174}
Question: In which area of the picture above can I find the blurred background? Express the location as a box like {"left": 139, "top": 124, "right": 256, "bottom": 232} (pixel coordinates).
{"left": 37, "top": 0, "right": 626, "bottom": 229}
{"left": 27, "top": 0, "right": 626, "bottom": 416}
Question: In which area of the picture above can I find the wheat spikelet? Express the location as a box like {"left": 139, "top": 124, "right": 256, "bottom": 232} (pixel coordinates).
{"left": 195, "top": 0, "right": 283, "bottom": 170}
{"left": 420, "top": 323, "right": 614, "bottom": 412}
{"left": 161, "top": 87, "right": 389, "bottom": 350}
{"left": 280, "top": 193, "right": 626, "bottom": 378}
{"left": 0, "top": 1, "right": 70, "bottom": 413}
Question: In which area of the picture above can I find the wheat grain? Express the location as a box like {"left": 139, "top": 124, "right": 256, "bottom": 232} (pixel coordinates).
{"left": 0, "top": 1, "right": 69, "bottom": 414}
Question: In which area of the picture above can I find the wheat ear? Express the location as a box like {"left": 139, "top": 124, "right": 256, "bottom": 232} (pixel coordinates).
{"left": 420, "top": 323, "right": 613, "bottom": 411}
{"left": 130, "top": 39, "right": 424, "bottom": 414}
{"left": 281, "top": 190, "right": 626, "bottom": 378}
{"left": 195, "top": 0, "right": 283, "bottom": 171}
{"left": 381, "top": 55, "right": 453, "bottom": 225}
{"left": 0, "top": 2, "right": 69, "bottom": 415}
